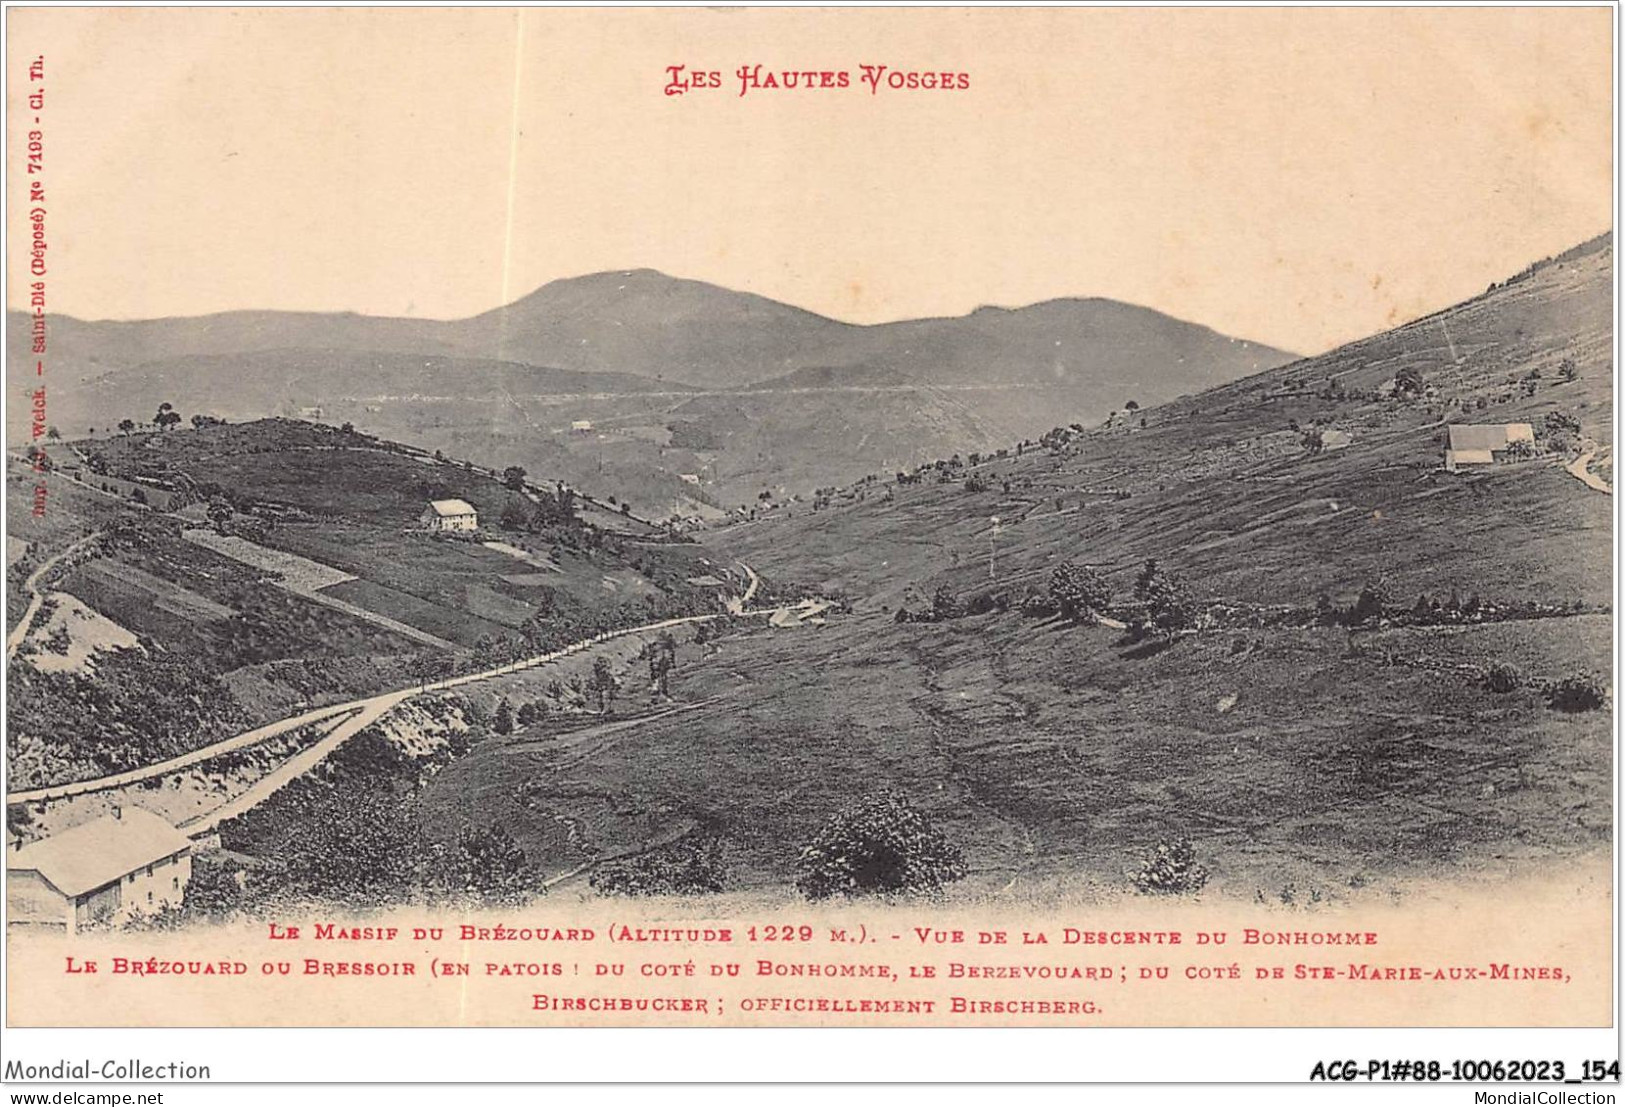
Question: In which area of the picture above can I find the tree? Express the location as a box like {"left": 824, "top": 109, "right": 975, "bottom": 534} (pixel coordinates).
{"left": 154, "top": 403, "right": 182, "bottom": 432}
{"left": 502, "top": 466, "right": 528, "bottom": 491}
{"left": 589, "top": 657, "right": 619, "bottom": 714}
{"left": 929, "top": 585, "right": 961, "bottom": 622}
{"left": 118, "top": 419, "right": 135, "bottom": 437}
{"left": 1347, "top": 578, "right": 1388, "bottom": 627}
{"left": 795, "top": 791, "right": 966, "bottom": 900}
{"left": 45, "top": 425, "right": 60, "bottom": 441}
{"left": 500, "top": 499, "right": 531, "bottom": 531}
{"left": 1394, "top": 366, "right": 1426, "bottom": 397}
{"left": 1124, "top": 400, "right": 1140, "bottom": 411}
{"left": 1301, "top": 427, "right": 1325, "bottom": 454}
{"left": 1134, "top": 559, "right": 1196, "bottom": 636}
{"left": 493, "top": 698, "right": 514, "bottom": 735}
{"left": 407, "top": 652, "right": 451, "bottom": 687}
{"left": 647, "top": 632, "right": 678, "bottom": 696}
{"left": 516, "top": 701, "right": 542, "bottom": 726}
{"left": 1050, "top": 561, "right": 1112, "bottom": 622}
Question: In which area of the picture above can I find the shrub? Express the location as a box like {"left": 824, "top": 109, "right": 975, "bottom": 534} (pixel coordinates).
{"left": 1394, "top": 366, "right": 1426, "bottom": 397}
{"left": 929, "top": 585, "right": 961, "bottom": 622}
{"left": 963, "top": 591, "right": 1002, "bottom": 617}
{"left": 1133, "top": 837, "right": 1209, "bottom": 895}
{"left": 590, "top": 836, "right": 730, "bottom": 897}
{"left": 1347, "top": 578, "right": 1389, "bottom": 627}
{"left": 1548, "top": 673, "right": 1607, "bottom": 713}
{"left": 795, "top": 792, "right": 966, "bottom": 900}
{"left": 1019, "top": 589, "right": 1059, "bottom": 618}
{"left": 1481, "top": 662, "right": 1524, "bottom": 694}
{"left": 1050, "top": 561, "right": 1112, "bottom": 622}
{"left": 438, "top": 823, "right": 532, "bottom": 905}
{"left": 1545, "top": 410, "right": 1582, "bottom": 437}
{"left": 1133, "top": 559, "right": 1196, "bottom": 636}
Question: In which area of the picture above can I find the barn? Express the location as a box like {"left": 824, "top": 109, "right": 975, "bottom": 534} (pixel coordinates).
{"left": 6, "top": 807, "right": 192, "bottom": 932}
{"left": 1444, "top": 424, "right": 1536, "bottom": 471}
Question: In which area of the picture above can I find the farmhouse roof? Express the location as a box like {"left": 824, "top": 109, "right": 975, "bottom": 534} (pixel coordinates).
{"left": 426, "top": 498, "right": 477, "bottom": 517}
{"left": 1447, "top": 424, "right": 1535, "bottom": 452}
{"left": 6, "top": 808, "right": 191, "bottom": 897}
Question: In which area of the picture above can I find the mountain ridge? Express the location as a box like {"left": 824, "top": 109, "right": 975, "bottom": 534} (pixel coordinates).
{"left": 9, "top": 267, "right": 1301, "bottom": 512}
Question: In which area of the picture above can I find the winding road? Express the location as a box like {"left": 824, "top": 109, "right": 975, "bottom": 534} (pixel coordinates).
{"left": 7, "top": 567, "right": 775, "bottom": 825}
{"left": 1566, "top": 442, "right": 1612, "bottom": 494}
{"left": 6, "top": 532, "right": 102, "bottom": 659}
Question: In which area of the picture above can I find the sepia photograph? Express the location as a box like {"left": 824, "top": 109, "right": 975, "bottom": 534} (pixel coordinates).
{"left": 0, "top": 1, "right": 1617, "bottom": 1092}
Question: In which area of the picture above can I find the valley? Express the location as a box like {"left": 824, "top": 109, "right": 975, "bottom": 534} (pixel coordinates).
{"left": 3, "top": 233, "right": 1612, "bottom": 920}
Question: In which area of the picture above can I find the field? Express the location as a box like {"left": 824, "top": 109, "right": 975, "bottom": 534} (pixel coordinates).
{"left": 410, "top": 609, "right": 1610, "bottom": 904}
{"left": 7, "top": 418, "right": 734, "bottom": 792}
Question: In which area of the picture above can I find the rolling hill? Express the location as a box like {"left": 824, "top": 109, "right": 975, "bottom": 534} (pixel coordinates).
{"left": 10, "top": 271, "right": 1295, "bottom": 513}
{"left": 5, "top": 417, "right": 733, "bottom": 789}
{"left": 578, "top": 231, "right": 1611, "bottom": 900}
{"left": 6, "top": 235, "right": 1610, "bottom": 911}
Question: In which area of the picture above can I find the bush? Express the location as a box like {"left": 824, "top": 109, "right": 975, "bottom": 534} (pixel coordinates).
{"left": 929, "top": 585, "right": 961, "bottom": 622}
{"left": 795, "top": 792, "right": 966, "bottom": 900}
{"left": 963, "top": 591, "right": 1003, "bottom": 617}
{"left": 1347, "top": 578, "right": 1389, "bottom": 627}
{"left": 1019, "top": 589, "right": 1059, "bottom": 618}
{"left": 590, "top": 836, "right": 730, "bottom": 897}
{"left": 1133, "top": 560, "right": 1196, "bottom": 636}
{"left": 1133, "top": 837, "right": 1209, "bottom": 895}
{"left": 1548, "top": 673, "right": 1606, "bottom": 713}
{"left": 1481, "top": 662, "right": 1524, "bottom": 694}
{"left": 436, "top": 823, "right": 532, "bottom": 905}
{"left": 1050, "top": 561, "right": 1112, "bottom": 622}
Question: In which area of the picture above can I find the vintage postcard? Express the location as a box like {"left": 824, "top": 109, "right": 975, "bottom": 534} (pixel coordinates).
{"left": 0, "top": 2, "right": 1616, "bottom": 1082}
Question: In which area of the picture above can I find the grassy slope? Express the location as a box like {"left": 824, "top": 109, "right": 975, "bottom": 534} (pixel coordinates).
{"left": 435, "top": 236, "right": 1612, "bottom": 903}
{"left": 713, "top": 235, "right": 1613, "bottom": 613}
{"left": 6, "top": 419, "right": 727, "bottom": 783}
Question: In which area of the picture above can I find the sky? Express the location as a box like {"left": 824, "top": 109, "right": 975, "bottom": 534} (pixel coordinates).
{"left": 6, "top": 6, "right": 1614, "bottom": 355}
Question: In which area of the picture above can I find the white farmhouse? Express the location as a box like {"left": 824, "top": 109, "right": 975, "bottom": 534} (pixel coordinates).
{"left": 7, "top": 807, "right": 192, "bottom": 932}
{"left": 420, "top": 498, "right": 479, "bottom": 532}
{"left": 1444, "top": 424, "right": 1536, "bottom": 471}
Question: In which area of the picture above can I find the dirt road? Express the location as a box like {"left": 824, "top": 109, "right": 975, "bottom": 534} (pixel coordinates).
{"left": 6, "top": 532, "right": 102, "bottom": 659}
{"left": 6, "top": 609, "right": 768, "bottom": 814}
{"left": 1566, "top": 443, "right": 1612, "bottom": 494}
